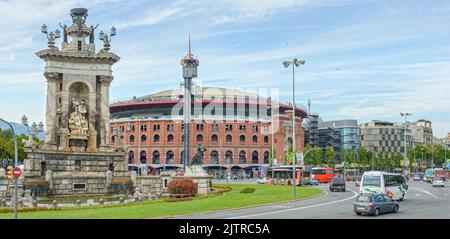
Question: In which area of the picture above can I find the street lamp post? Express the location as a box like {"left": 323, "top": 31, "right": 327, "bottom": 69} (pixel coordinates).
{"left": 283, "top": 58, "right": 305, "bottom": 199}
{"left": 400, "top": 112, "right": 412, "bottom": 174}
{"left": 180, "top": 35, "right": 199, "bottom": 172}
{"left": 0, "top": 118, "right": 18, "bottom": 219}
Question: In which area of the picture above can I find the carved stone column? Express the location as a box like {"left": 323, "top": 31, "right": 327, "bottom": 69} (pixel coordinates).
{"left": 57, "top": 90, "right": 70, "bottom": 151}
{"left": 98, "top": 75, "right": 113, "bottom": 151}
{"left": 43, "top": 72, "right": 59, "bottom": 150}
{"left": 87, "top": 92, "right": 97, "bottom": 152}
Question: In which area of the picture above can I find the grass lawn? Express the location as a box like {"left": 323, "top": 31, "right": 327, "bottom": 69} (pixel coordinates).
{"left": 0, "top": 184, "right": 323, "bottom": 219}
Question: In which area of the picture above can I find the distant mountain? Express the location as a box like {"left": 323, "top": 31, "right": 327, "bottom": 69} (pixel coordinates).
{"left": 0, "top": 121, "right": 45, "bottom": 140}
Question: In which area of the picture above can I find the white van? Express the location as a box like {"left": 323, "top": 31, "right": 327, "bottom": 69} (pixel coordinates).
{"left": 359, "top": 171, "right": 408, "bottom": 201}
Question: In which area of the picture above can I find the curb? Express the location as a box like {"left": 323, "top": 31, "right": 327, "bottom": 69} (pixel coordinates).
{"left": 156, "top": 188, "right": 327, "bottom": 219}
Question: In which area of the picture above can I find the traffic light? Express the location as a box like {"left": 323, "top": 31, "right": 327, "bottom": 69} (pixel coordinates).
{"left": 6, "top": 166, "right": 13, "bottom": 181}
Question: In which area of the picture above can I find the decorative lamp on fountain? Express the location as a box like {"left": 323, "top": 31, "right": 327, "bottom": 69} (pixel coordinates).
{"left": 41, "top": 24, "right": 60, "bottom": 49}
{"left": 21, "top": 115, "right": 44, "bottom": 148}
{"left": 99, "top": 26, "right": 116, "bottom": 52}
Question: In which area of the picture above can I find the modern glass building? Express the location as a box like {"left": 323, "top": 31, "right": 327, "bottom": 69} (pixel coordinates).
{"left": 318, "top": 120, "right": 361, "bottom": 160}
{"left": 340, "top": 127, "right": 361, "bottom": 150}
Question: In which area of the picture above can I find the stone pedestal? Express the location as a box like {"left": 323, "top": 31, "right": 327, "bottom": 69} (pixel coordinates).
{"left": 176, "top": 165, "right": 212, "bottom": 195}
{"left": 0, "top": 176, "right": 8, "bottom": 198}
{"left": 184, "top": 165, "right": 209, "bottom": 177}
{"left": 23, "top": 148, "right": 131, "bottom": 196}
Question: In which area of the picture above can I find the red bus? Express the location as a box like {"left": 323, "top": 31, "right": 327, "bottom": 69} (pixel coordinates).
{"left": 311, "top": 167, "right": 334, "bottom": 183}
{"left": 266, "top": 166, "right": 302, "bottom": 186}
{"left": 434, "top": 168, "right": 445, "bottom": 178}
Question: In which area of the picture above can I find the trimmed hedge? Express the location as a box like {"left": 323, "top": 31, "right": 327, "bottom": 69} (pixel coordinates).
{"left": 0, "top": 207, "right": 62, "bottom": 213}
{"left": 239, "top": 187, "right": 256, "bottom": 193}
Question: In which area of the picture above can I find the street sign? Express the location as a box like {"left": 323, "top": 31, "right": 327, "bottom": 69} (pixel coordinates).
{"left": 12, "top": 167, "right": 21, "bottom": 178}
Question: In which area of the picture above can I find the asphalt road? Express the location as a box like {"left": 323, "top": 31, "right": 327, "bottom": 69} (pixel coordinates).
{"left": 178, "top": 181, "right": 450, "bottom": 219}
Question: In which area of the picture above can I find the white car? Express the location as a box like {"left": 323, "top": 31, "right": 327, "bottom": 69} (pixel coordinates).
{"left": 432, "top": 178, "right": 445, "bottom": 187}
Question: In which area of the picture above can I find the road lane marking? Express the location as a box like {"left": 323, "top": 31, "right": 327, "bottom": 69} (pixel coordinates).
{"left": 410, "top": 188, "right": 438, "bottom": 199}
{"left": 227, "top": 190, "right": 358, "bottom": 219}
{"left": 422, "top": 190, "right": 438, "bottom": 199}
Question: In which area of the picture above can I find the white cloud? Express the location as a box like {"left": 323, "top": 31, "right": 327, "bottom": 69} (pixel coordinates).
{"left": 116, "top": 6, "right": 185, "bottom": 29}
{"left": 210, "top": 0, "right": 350, "bottom": 24}
{"left": 432, "top": 123, "right": 450, "bottom": 139}
{"left": 334, "top": 61, "right": 450, "bottom": 120}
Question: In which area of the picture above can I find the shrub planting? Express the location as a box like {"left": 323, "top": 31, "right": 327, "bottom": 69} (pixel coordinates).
{"left": 167, "top": 178, "right": 198, "bottom": 196}
{"left": 239, "top": 187, "right": 256, "bottom": 193}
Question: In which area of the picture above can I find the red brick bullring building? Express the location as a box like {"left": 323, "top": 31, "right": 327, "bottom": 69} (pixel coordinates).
{"left": 109, "top": 87, "right": 307, "bottom": 178}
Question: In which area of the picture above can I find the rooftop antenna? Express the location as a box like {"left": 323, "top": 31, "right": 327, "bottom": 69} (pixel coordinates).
{"left": 307, "top": 98, "right": 311, "bottom": 115}
{"left": 188, "top": 33, "right": 192, "bottom": 59}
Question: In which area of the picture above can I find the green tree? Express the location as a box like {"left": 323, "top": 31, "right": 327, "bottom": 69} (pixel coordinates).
{"left": 0, "top": 129, "right": 36, "bottom": 165}
{"left": 269, "top": 148, "right": 275, "bottom": 167}
{"left": 302, "top": 144, "right": 314, "bottom": 166}
{"left": 285, "top": 144, "right": 293, "bottom": 165}
{"left": 340, "top": 148, "right": 351, "bottom": 167}
{"left": 359, "top": 148, "right": 372, "bottom": 169}
{"left": 312, "top": 146, "right": 323, "bottom": 166}
{"left": 325, "top": 146, "right": 335, "bottom": 168}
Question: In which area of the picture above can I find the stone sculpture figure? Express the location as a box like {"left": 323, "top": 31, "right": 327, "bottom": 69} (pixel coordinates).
{"left": 191, "top": 144, "right": 207, "bottom": 165}
{"left": 22, "top": 190, "right": 33, "bottom": 207}
{"left": 89, "top": 24, "right": 98, "bottom": 44}
{"left": 70, "top": 9, "right": 88, "bottom": 38}
{"left": 59, "top": 23, "right": 68, "bottom": 43}
{"left": 61, "top": 112, "right": 68, "bottom": 129}
{"left": 133, "top": 187, "right": 143, "bottom": 201}
{"left": 68, "top": 98, "right": 89, "bottom": 138}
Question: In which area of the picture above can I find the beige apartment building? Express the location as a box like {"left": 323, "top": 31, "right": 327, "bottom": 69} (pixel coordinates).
{"left": 360, "top": 120, "right": 412, "bottom": 153}
{"left": 410, "top": 119, "right": 433, "bottom": 146}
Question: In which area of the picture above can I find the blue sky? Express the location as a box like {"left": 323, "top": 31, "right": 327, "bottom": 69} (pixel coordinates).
{"left": 1, "top": 0, "right": 450, "bottom": 137}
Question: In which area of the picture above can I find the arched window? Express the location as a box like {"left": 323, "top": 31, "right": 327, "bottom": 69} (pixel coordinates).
{"left": 153, "top": 134, "right": 160, "bottom": 142}
{"left": 141, "top": 134, "right": 147, "bottom": 142}
{"left": 264, "top": 135, "right": 269, "bottom": 144}
{"left": 128, "top": 151, "right": 134, "bottom": 164}
{"left": 167, "top": 134, "right": 174, "bottom": 143}
{"left": 225, "top": 151, "right": 233, "bottom": 164}
{"left": 111, "top": 136, "right": 116, "bottom": 144}
{"left": 252, "top": 135, "right": 258, "bottom": 143}
{"left": 225, "top": 134, "right": 232, "bottom": 143}
{"left": 239, "top": 135, "right": 246, "bottom": 143}
{"left": 210, "top": 150, "right": 219, "bottom": 164}
{"left": 152, "top": 151, "right": 160, "bottom": 164}
{"left": 196, "top": 134, "right": 204, "bottom": 143}
{"left": 239, "top": 151, "right": 246, "bottom": 164}
{"left": 252, "top": 151, "right": 259, "bottom": 164}
{"left": 140, "top": 150, "right": 147, "bottom": 164}
{"left": 264, "top": 151, "right": 269, "bottom": 164}
{"left": 166, "top": 150, "right": 174, "bottom": 164}
{"left": 129, "top": 135, "right": 135, "bottom": 143}
{"left": 211, "top": 134, "right": 218, "bottom": 143}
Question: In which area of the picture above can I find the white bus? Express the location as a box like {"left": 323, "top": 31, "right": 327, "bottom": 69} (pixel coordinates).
{"left": 359, "top": 171, "right": 408, "bottom": 201}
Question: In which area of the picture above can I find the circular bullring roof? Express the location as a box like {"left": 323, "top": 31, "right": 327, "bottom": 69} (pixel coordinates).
{"left": 110, "top": 86, "right": 308, "bottom": 120}
{"left": 138, "top": 87, "right": 258, "bottom": 101}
